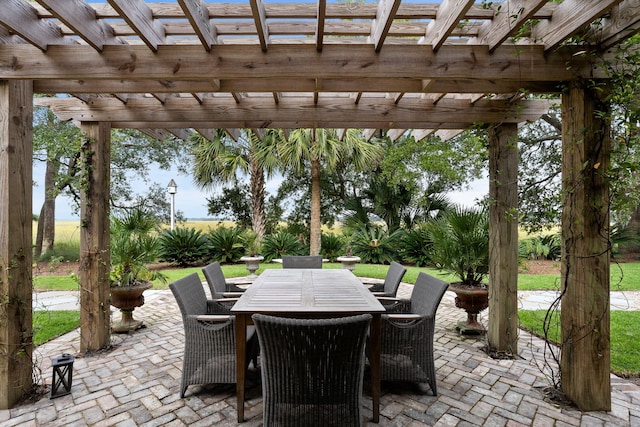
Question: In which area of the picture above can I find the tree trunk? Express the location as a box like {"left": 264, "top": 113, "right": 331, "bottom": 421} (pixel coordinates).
{"left": 34, "top": 156, "right": 60, "bottom": 258}
{"left": 250, "top": 160, "right": 266, "bottom": 240}
{"left": 309, "top": 158, "right": 322, "bottom": 256}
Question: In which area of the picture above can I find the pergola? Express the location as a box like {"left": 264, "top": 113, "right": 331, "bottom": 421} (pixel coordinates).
{"left": 1, "top": 0, "right": 638, "bottom": 413}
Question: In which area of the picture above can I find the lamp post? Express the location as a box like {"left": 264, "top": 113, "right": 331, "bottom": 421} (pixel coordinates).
{"left": 167, "top": 179, "right": 177, "bottom": 230}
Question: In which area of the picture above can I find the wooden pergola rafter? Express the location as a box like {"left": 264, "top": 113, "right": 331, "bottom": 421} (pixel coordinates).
{"left": 1, "top": 0, "right": 639, "bottom": 415}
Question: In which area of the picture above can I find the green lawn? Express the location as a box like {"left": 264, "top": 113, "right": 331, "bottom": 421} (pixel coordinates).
{"left": 519, "top": 310, "right": 640, "bottom": 377}
{"left": 33, "top": 311, "right": 80, "bottom": 346}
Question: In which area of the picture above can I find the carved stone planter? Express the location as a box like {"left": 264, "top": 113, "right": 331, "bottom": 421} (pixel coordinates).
{"left": 449, "top": 283, "right": 489, "bottom": 335}
{"left": 336, "top": 255, "right": 361, "bottom": 271}
{"left": 110, "top": 281, "right": 153, "bottom": 333}
{"left": 240, "top": 255, "right": 264, "bottom": 279}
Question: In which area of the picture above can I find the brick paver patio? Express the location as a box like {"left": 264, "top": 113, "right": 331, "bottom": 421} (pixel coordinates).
{"left": 2, "top": 282, "right": 639, "bottom": 426}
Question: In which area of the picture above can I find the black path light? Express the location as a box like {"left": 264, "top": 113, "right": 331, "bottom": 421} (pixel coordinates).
{"left": 50, "top": 353, "right": 74, "bottom": 398}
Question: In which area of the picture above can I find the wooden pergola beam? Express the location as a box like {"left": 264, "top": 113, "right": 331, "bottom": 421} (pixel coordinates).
{"left": 35, "top": 96, "right": 555, "bottom": 129}
{"left": 0, "top": 44, "right": 612, "bottom": 81}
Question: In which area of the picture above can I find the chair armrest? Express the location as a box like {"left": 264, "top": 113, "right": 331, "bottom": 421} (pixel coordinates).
{"left": 221, "top": 292, "right": 244, "bottom": 298}
{"left": 226, "top": 282, "right": 248, "bottom": 293}
{"left": 384, "top": 314, "right": 422, "bottom": 321}
{"left": 376, "top": 296, "right": 400, "bottom": 302}
{"left": 194, "top": 314, "right": 232, "bottom": 322}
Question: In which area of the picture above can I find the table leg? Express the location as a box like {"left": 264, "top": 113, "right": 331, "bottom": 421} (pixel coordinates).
{"left": 236, "top": 313, "right": 247, "bottom": 423}
{"left": 370, "top": 313, "right": 381, "bottom": 423}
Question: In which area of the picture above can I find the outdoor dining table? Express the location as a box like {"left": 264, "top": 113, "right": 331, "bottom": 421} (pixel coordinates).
{"left": 231, "top": 268, "right": 386, "bottom": 423}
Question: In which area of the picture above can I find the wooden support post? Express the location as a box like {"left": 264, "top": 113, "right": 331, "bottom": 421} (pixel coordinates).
{"left": 0, "top": 80, "right": 33, "bottom": 409}
{"left": 79, "top": 122, "right": 112, "bottom": 352}
{"left": 561, "top": 81, "right": 611, "bottom": 411}
{"left": 487, "top": 123, "right": 519, "bottom": 355}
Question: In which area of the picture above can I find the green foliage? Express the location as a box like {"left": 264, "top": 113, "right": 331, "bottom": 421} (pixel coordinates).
{"left": 110, "top": 208, "right": 166, "bottom": 287}
{"left": 519, "top": 236, "right": 550, "bottom": 260}
{"left": 350, "top": 226, "right": 401, "bottom": 265}
{"left": 519, "top": 234, "right": 561, "bottom": 261}
{"left": 206, "top": 226, "right": 245, "bottom": 263}
{"left": 38, "top": 241, "right": 80, "bottom": 262}
{"left": 426, "top": 206, "right": 489, "bottom": 287}
{"left": 33, "top": 311, "right": 80, "bottom": 346}
{"left": 400, "top": 222, "right": 434, "bottom": 267}
{"left": 321, "top": 233, "right": 346, "bottom": 261}
{"left": 261, "top": 231, "right": 304, "bottom": 261}
{"left": 158, "top": 227, "right": 208, "bottom": 267}
{"left": 241, "top": 229, "right": 262, "bottom": 256}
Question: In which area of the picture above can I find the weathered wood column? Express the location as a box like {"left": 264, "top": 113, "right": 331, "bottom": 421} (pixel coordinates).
{"left": 79, "top": 122, "right": 111, "bottom": 352}
{"left": 561, "top": 81, "right": 611, "bottom": 410}
{"left": 0, "top": 80, "right": 33, "bottom": 409}
{"left": 487, "top": 123, "right": 519, "bottom": 355}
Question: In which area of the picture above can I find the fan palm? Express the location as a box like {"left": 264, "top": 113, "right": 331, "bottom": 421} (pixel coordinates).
{"left": 279, "top": 128, "right": 382, "bottom": 255}
{"left": 192, "top": 129, "right": 280, "bottom": 240}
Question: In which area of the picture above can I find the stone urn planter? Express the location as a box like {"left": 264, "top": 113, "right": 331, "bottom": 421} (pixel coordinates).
{"left": 240, "top": 255, "right": 264, "bottom": 279}
{"left": 110, "top": 281, "right": 153, "bottom": 333}
{"left": 449, "top": 283, "right": 489, "bottom": 334}
{"left": 336, "top": 255, "right": 361, "bottom": 271}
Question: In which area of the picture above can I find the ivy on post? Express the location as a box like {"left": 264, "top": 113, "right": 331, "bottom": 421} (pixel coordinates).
{"left": 78, "top": 122, "right": 112, "bottom": 352}
{"left": 0, "top": 80, "right": 34, "bottom": 409}
{"left": 560, "top": 80, "right": 611, "bottom": 411}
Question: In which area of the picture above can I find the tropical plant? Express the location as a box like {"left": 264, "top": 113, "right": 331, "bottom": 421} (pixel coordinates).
{"left": 426, "top": 206, "right": 489, "bottom": 288}
{"left": 241, "top": 229, "right": 262, "bottom": 257}
{"left": 519, "top": 236, "right": 551, "bottom": 260}
{"left": 400, "top": 222, "right": 434, "bottom": 267}
{"left": 206, "top": 226, "right": 245, "bottom": 263}
{"left": 261, "top": 231, "right": 304, "bottom": 261}
{"left": 321, "top": 233, "right": 346, "bottom": 262}
{"left": 278, "top": 128, "right": 382, "bottom": 255}
{"left": 158, "top": 227, "right": 208, "bottom": 267}
{"left": 350, "top": 225, "right": 401, "bottom": 264}
{"left": 110, "top": 208, "right": 166, "bottom": 287}
{"left": 192, "top": 129, "right": 281, "bottom": 240}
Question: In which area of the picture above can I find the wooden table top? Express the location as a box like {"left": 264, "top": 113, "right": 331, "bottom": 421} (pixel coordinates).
{"left": 231, "top": 269, "right": 385, "bottom": 314}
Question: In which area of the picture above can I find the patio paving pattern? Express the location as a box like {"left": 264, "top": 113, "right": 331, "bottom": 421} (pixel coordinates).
{"left": 3, "top": 282, "right": 639, "bottom": 426}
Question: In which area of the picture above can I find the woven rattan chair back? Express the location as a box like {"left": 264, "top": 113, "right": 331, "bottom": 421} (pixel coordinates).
{"left": 171, "top": 272, "right": 208, "bottom": 317}
{"left": 410, "top": 272, "right": 449, "bottom": 317}
{"left": 253, "top": 313, "right": 372, "bottom": 427}
{"left": 281, "top": 255, "right": 323, "bottom": 269}
{"left": 382, "top": 261, "right": 407, "bottom": 297}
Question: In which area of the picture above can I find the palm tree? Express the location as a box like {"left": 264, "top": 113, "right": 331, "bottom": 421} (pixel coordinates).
{"left": 192, "top": 129, "right": 280, "bottom": 240}
{"left": 279, "top": 128, "right": 382, "bottom": 255}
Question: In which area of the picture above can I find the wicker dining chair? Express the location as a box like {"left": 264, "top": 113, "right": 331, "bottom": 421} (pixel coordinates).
{"left": 252, "top": 313, "right": 372, "bottom": 427}
{"left": 281, "top": 255, "right": 324, "bottom": 269}
{"left": 202, "top": 261, "right": 246, "bottom": 297}
{"left": 169, "top": 273, "right": 258, "bottom": 398}
{"left": 376, "top": 272, "right": 449, "bottom": 395}
{"left": 368, "top": 261, "right": 407, "bottom": 297}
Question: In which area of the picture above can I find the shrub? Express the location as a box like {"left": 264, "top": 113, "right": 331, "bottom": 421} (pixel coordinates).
{"left": 261, "top": 231, "right": 304, "bottom": 261}
{"left": 321, "top": 233, "right": 346, "bottom": 262}
{"left": 158, "top": 227, "right": 208, "bottom": 267}
{"left": 350, "top": 225, "right": 401, "bottom": 264}
{"left": 206, "top": 226, "right": 245, "bottom": 263}
{"left": 38, "top": 241, "right": 80, "bottom": 262}
{"left": 519, "top": 234, "right": 560, "bottom": 261}
{"left": 401, "top": 222, "right": 434, "bottom": 267}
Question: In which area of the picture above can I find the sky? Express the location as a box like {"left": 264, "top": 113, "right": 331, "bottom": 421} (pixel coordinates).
{"left": 32, "top": 161, "right": 488, "bottom": 221}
